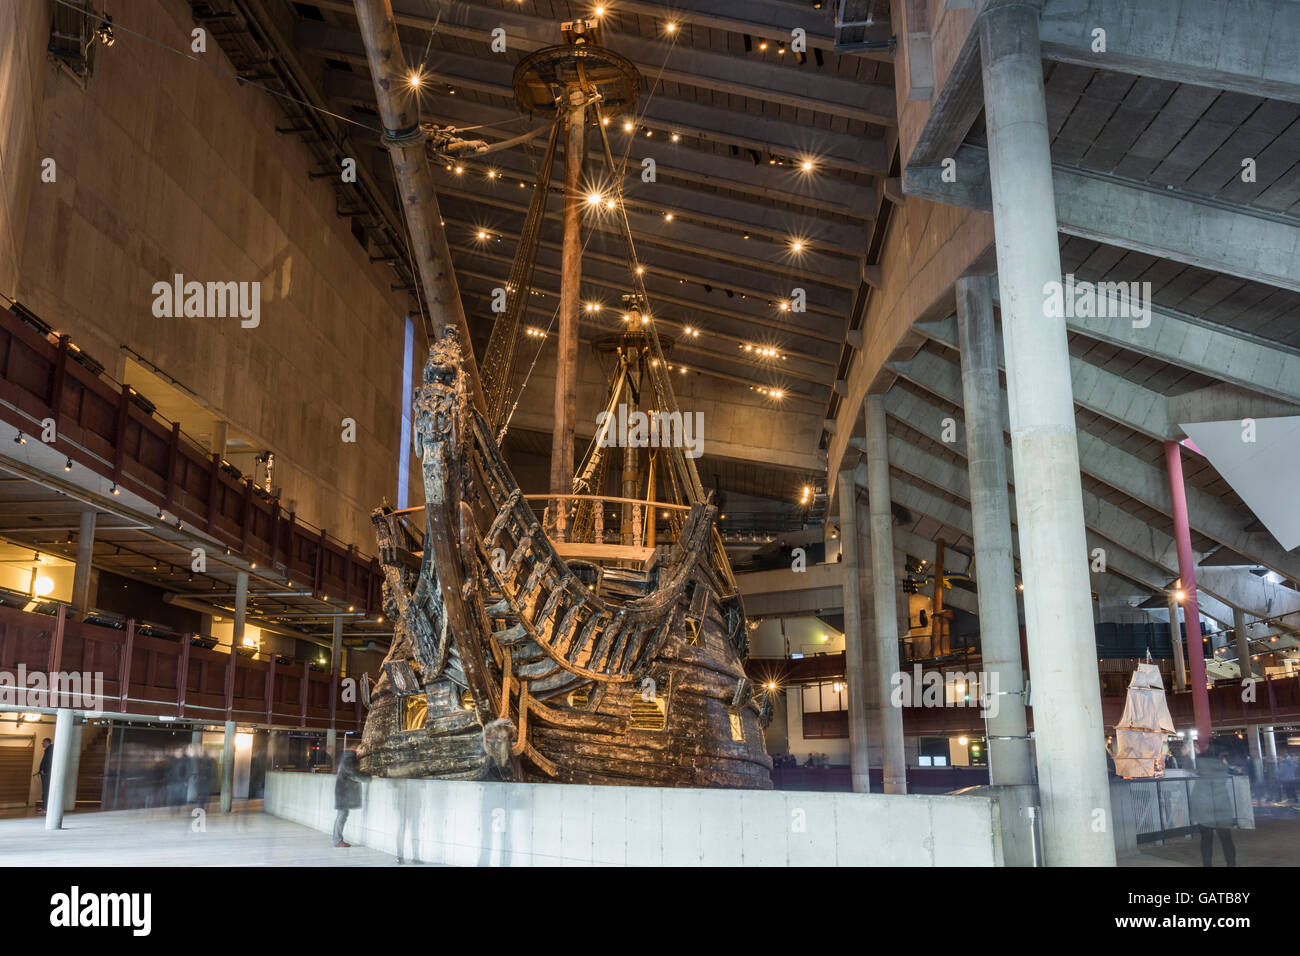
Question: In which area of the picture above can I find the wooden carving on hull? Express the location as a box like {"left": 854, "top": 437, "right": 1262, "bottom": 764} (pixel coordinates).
{"left": 358, "top": 331, "right": 774, "bottom": 788}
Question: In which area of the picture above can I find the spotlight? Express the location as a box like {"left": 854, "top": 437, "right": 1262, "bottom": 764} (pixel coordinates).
{"left": 64, "top": 458, "right": 72, "bottom": 471}
{"left": 791, "top": 240, "right": 804, "bottom": 253}
{"left": 759, "top": 40, "right": 768, "bottom": 51}
{"left": 664, "top": 213, "right": 673, "bottom": 221}
{"left": 665, "top": 22, "right": 677, "bottom": 33}
{"left": 13, "top": 432, "right": 25, "bottom": 445}
{"left": 801, "top": 159, "right": 814, "bottom": 172}
{"left": 586, "top": 191, "right": 603, "bottom": 205}
{"left": 408, "top": 71, "right": 423, "bottom": 88}
{"left": 111, "top": 484, "right": 120, "bottom": 495}
{"left": 623, "top": 120, "right": 633, "bottom": 132}
{"left": 671, "top": 133, "right": 680, "bottom": 143}
{"left": 96, "top": 15, "right": 115, "bottom": 47}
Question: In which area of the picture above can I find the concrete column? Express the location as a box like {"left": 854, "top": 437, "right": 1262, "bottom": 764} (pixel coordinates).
{"left": 549, "top": 92, "right": 586, "bottom": 501}
{"left": 61, "top": 719, "right": 83, "bottom": 812}
{"left": 329, "top": 614, "right": 343, "bottom": 761}
{"left": 865, "top": 396, "right": 907, "bottom": 794}
{"left": 71, "top": 510, "right": 96, "bottom": 618}
{"left": 211, "top": 420, "right": 228, "bottom": 457}
{"left": 1248, "top": 723, "right": 1264, "bottom": 787}
{"left": 1234, "top": 607, "right": 1254, "bottom": 680}
{"left": 1265, "top": 726, "right": 1278, "bottom": 765}
{"left": 979, "top": 1, "right": 1114, "bottom": 865}
{"left": 955, "top": 273, "right": 1032, "bottom": 787}
{"left": 233, "top": 571, "right": 248, "bottom": 651}
{"left": 1168, "top": 593, "right": 1187, "bottom": 691}
{"left": 219, "top": 720, "right": 235, "bottom": 813}
{"left": 1164, "top": 441, "right": 1212, "bottom": 750}
{"left": 836, "top": 469, "right": 872, "bottom": 792}
{"left": 44, "top": 709, "right": 74, "bottom": 830}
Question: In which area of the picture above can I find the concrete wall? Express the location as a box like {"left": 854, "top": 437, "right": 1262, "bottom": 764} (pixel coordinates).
{"left": 10, "top": 0, "right": 420, "bottom": 548}
{"left": 266, "top": 770, "right": 1004, "bottom": 866}
{"left": 0, "top": 0, "right": 49, "bottom": 300}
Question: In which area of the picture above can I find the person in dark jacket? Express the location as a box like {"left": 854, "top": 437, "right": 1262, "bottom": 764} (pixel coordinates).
{"left": 33, "top": 738, "right": 52, "bottom": 813}
{"left": 1191, "top": 742, "right": 1238, "bottom": 867}
{"left": 333, "top": 749, "right": 371, "bottom": 847}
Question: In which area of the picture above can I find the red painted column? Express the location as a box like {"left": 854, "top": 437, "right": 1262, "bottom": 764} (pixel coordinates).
{"left": 1164, "top": 440, "right": 1212, "bottom": 751}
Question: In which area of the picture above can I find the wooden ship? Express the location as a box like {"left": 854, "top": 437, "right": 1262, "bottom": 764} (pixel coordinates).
{"left": 354, "top": 9, "right": 773, "bottom": 788}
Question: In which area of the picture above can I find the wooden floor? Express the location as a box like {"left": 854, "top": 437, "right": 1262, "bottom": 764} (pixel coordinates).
{"left": 0, "top": 802, "right": 425, "bottom": 867}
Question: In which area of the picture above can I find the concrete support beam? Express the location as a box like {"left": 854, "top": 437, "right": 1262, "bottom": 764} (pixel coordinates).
{"left": 1039, "top": 0, "right": 1300, "bottom": 106}
{"left": 980, "top": 0, "right": 1114, "bottom": 866}
{"left": 836, "top": 470, "right": 873, "bottom": 793}
{"left": 955, "top": 275, "right": 1031, "bottom": 786}
{"left": 907, "top": 145, "right": 1300, "bottom": 294}
{"left": 1234, "top": 607, "right": 1255, "bottom": 681}
{"left": 71, "top": 510, "right": 96, "bottom": 619}
{"left": 865, "top": 397, "right": 907, "bottom": 794}
{"left": 1167, "top": 385, "right": 1300, "bottom": 436}
{"left": 220, "top": 720, "right": 236, "bottom": 814}
{"left": 44, "top": 709, "right": 74, "bottom": 830}
{"left": 1168, "top": 594, "right": 1187, "bottom": 691}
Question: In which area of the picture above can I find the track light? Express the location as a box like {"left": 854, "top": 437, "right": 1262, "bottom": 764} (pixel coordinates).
{"left": 14, "top": 432, "right": 25, "bottom": 445}
{"left": 111, "top": 484, "right": 120, "bottom": 495}
{"left": 64, "top": 458, "right": 73, "bottom": 471}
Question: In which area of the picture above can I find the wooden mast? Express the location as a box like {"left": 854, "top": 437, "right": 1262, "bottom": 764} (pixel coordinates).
{"left": 353, "top": 0, "right": 487, "bottom": 415}
{"left": 550, "top": 90, "right": 588, "bottom": 534}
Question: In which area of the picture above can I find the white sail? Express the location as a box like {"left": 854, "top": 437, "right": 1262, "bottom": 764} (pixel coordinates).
{"left": 1112, "top": 663, "right": 1175, "bottom": 779}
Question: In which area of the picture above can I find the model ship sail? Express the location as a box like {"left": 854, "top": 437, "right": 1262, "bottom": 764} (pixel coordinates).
{"left": 354, "top": 7, "right": 772, "bottom": 788}
{"left": 1111, "top": 662, "right": 1176, "bottom": 779}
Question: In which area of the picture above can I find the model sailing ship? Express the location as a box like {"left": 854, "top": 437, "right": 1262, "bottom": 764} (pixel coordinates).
{"left": 354, "top": 12, "right": 773, "bottom": 788}
{"left": 1110, "top": 661, "right": 1175, "bottom": 779}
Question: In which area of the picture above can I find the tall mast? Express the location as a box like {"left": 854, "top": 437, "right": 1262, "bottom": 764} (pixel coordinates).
{"left": 354, "top": 0, "right": 486, "bottom": 415}
{"left": 550, "top": 89, "right": 587, "bottom": 504}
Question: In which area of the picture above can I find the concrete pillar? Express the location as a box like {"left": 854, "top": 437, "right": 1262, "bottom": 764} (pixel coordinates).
{"left": 978, "top": 0, "right": 1114, "bottom": 865}
{"left": 71, "top": 510, "right": 96, "bottom": 618}
{"left": 1265, "top": 726, "right": 1278, "bottom": 765}
{"left": 219, "top": 720, "right": 235, "bottom": 813}
{"left": 865, "top": 396, "right": 907, "bottom": 794}
{"left": 1234, "top": 607, "right": 1254, "bottom": 680}
{"left": 211, "top": 420, "right": 228, "bottom": 457}
{"left": 44, "top": 709, "right": 74, "bottom": 830}
{"left": 1248, "top": 723, "right": 1264, "bottom": 788}
{"left": 1164, "top": 441, "right": 1212, "bottom": 751}
{"left": 233, "top": 571, "right": 248, "bottom": 651}
{"left": 1168, "top": 593, "right": 1187, "bottom": 691}
{"left": 329, "top": 614, "right": 343, "bottom": 761}
{"left": 61, "top": 719, "right": 83, "bottom": 812}
{"left": 549, "top": 91, "right": 586, "bottom": 502}
{"left": 955, "top": 273, "right": 1032, "bottom": 787}
{"left": 836, "top": 469, "right": 872, "bottom": 792}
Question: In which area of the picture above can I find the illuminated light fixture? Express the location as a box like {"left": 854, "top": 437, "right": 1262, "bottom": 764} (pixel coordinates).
{"left": 525, "top": 326, "right": 547, "bottom": 338}
{"left": 958, "top": 736, "right": 969, "bottom": 746}
{"left": 801, "top": 159, "right": 813, "bottom": 172}
{"left": 664, "top": 213, "right": 673, "bottom": 221}
{"left": 64, "top": 458, "right": 73, "bottom": 471}
{"left": 651, "top": 359, "right": 659, "bottom": 367}
{"left": 759, "top": 40, "right": 768, "bottom": 50}
{"left": 605, "top": 198, "right": 616, "bottom": 209}
{"left": 586, "top": 191, "right": 603, "bottom": 205}
{"left": 1175, "top": 589, "right": 1186, "bottom": 602}
{"left": 791, "top": 239, "right": 804, "bottom": 253}
{"left": 476, "top": 230, "right": 488, "bottom": 239}
{"left": 249, "top": 562, "right": 256, "bottom": 569}
{"left": 671, "top": 132, "right": 680, "bottom": 143}
{"left": 640, "top": 314, "right": 649, "bottom": 324}
{"left": 665, "top": 22, "right": 677, "bottom": 33}
{"left": 1016, "top": 583, "right": 1025, "bottom": 592}
{"left": 832, "top": 681, "right": 843, "bottom": 693}
{"left": 635, "top": 266, "right": 644, "bottom": 275}
{"left": 377, "top": 615, "right": 384, "bottom": 624}
{"left": 601, "top": 116, "right": 610, "bottom": 125}
{"left": 111, "top": 484, "right": 120, "bottom": 495}
{"left": 645, "top": 129, "right": 652, "bottom": 137}
{"left": 623, "top": 120, "right": 634, "bottom": 132}
{"left": 454, "top": 166, "right": 464, "bottom": 174}
{"left": 594, "top": 5, "right": 604, "bottom": 15}
{"left": 408, "top": 71, "right": 423, "bottom": 88}
{"left": 14, "top": 432, "right": 26, "bottom": 445}
{"left": 486, "top": 169, "right": 497, "bottom": 179}
{"left": 777, "top": 44, "right": 786, "bottom": 54}
{"left": 779, "top": 301, "right": 789, "bottom": 311}
{"left": 348, "top": 605, "right": 355, "bottom": 612}
{"left": 765, "top": 682, "right": 777, "bottom": 691}
{"left": 679, "top": 366, "right": 686, "bottom": 374}
{"left": 585, "top": 302, "right": 600, "bottom": 312}
{"left": 34, "top": 576, "right": 55, "bottom": 597}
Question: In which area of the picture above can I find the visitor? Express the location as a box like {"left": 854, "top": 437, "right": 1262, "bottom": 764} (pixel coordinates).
{"left": 333, "top": 749, "right": 371, "bottom": 848}
{"left": 33, "top": 737, "right": 52, "bottom": 813}
{"left": 1190, "top": 742, "right": 1237, "bottom": 867}
{"left": 1279, "top": 755, "right": 1297, "bottom": 802}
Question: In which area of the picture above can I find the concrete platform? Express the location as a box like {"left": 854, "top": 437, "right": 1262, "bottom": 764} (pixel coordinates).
{"left": 0, "top": 802, "right": 412, "bottom": 867}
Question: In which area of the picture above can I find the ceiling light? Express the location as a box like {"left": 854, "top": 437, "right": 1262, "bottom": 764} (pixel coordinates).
{"left": 454, "top": 166, "right": 463, "bottom": 174}
{"left": 759, "top": 40, "right": 768, "bottom": 51}
{"left": 664, "top": 213, "right": 673, "bottom": 221}
{"left": 635, "top": 266, "right": 644, "bottom": 275}
{"left": 623, "top": 120, "right": 633, "bottom": 132}
{"left": 665, "top": 22, "right": 677, "bottom": 33}
{"left": 408, "top": 71, "right": 423, "bottom": 88}
{"left": 671, "top": 133, "right": 680, "bottom": 143}
{"left": 801, "top": 160, "right": 813, "bottom": 172}
{"left": 791, "top": 240, "right": 804, "bottom": 253}
{"left": 586, "top": 191, "right": 603, "bottom": 205}
{"left": 64, "top": 458, "right": 73, "bottom": 471}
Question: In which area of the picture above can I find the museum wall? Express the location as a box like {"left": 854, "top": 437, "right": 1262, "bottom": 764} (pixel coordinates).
{"left": 0, "top": 0, "right": 49, "bottom": 300}
{"left": 11, "top": 0, "right": 422, "bottom": 551}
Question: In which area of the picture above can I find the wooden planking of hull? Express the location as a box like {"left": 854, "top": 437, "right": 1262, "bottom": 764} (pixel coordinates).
{"left": 358, "top": 330, "right": 773, "bottom": 789}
